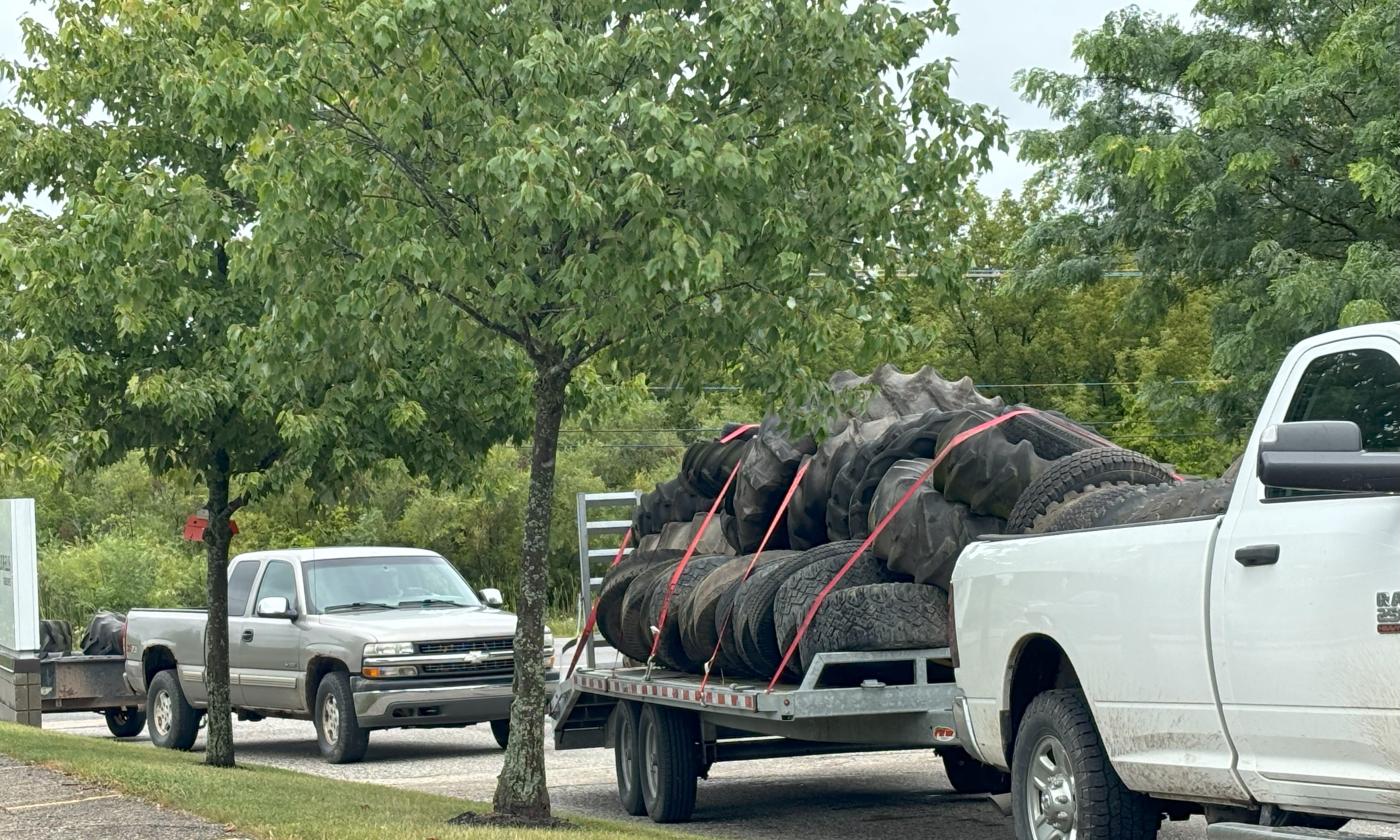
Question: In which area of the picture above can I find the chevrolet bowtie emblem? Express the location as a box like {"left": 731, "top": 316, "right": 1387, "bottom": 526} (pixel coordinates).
{"left": 463, "top": 650, "right": 488, "bottom": 664}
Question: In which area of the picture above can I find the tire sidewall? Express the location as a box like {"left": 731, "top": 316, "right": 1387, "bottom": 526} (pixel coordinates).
{"left": 314, "top": 672, "right": 367, "bottom": 763}
{"left": 1012, "top": 703, "right": 1070, "bottom": 840}
{"left": 612, "top": 702, "right": 646, "bottom": 816}
{"left": 146, "top": 670, "right": 197, "bottom": 750}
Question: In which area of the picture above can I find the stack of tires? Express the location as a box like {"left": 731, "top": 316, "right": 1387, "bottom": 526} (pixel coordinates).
{"left": 601, "top": 365, "right": 1229, "bottom": 683}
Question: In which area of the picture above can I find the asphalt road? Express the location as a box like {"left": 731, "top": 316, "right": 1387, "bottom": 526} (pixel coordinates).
{"left": 44, "top": 706, "right": 1398, "bottom": 840}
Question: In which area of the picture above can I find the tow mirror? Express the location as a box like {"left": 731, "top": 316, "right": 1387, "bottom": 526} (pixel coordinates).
{"left": 255, "top": 596, "right": 297, "bottom": 619}
{"left": 1258, "top": 420, "right": 1400, "bottom": 492}
{"left": 480, "top": 588, "right": 504, "bottom": 608}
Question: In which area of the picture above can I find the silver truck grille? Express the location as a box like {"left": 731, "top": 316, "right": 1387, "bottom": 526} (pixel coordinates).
{"left": 420, "top": 658, "right": 514, "bottom": 677}
{"left": 417, "top": 637, "right": 512, "bottom": 655}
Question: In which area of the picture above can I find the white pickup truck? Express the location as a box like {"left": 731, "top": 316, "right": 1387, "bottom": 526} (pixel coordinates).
{"left": 953, "top": 322, "right": 1400, "bottom": 839}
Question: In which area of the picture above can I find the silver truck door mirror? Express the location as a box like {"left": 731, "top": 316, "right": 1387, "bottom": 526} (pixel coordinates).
{"left": 1258, "top": 420, "right": 1400, "bottom": 492}
{"left": 255, "top": 596, "right": 296, "bottom": 619}
{"left": 480, "top": 588, "right": 504, "bottom": 608}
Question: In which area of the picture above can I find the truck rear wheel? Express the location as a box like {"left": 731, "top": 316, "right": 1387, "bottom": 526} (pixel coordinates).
{"left": 1012, "top": 689, "right": 1159, "bottom": 840}
{"left": 147, "top": 670, "right": 198, "bottom": 751}
{"left": 941, "top": 746, "right": 1010, "bottom": 795}
{"left": 314, "top": 671, "right": 369, "bottom": 764}
{"left": 104, "top": 707, "right": 146, "bottom": 738}
{"left": 638, "top": 703, "right": 698, "bottom": 823}
{"left": 611, "top": 701, "right": 647, "bottom": 816}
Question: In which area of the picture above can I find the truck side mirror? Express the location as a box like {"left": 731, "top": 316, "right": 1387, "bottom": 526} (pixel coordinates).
{"left": 480, "top": 588, "right": 504, "bottom": 608}
{"left": 255, "top": 596, "right": 297, "bottom": 619}
{"left": 1258, "top": 420, "right": 1400, "bottom": 492}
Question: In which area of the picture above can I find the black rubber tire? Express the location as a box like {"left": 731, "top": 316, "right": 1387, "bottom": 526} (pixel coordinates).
{"left": 772, "top": 542, "right": 902, "bottom": 672}
{"left": 678, "top": 552, "right": 797, "bottom": 667}
{"left": 490, "top": 718, "right": 510, "bottom": 749}
{"left": 799, "top": 582, "right": 949, "bottom": 671}
{"left": 1005, "top": 447, "right": 1175, "bottom": 534}
{"left": 941, "top": 747, "right": 1010, "bottom": 794}
{"left": 611, "top": 701, "right": 647, "bottom": 816}
{"left": 845, "top": 411, "right": 953, "bottom": 539}
{"left": 644, "top": 554, "right": 731, "bottom": 671}
{"left": 104, "top": 707, "right": 146, "bottom": 738}
{"left": 1032, "top": 483, "right": 1156, "bottom": 534}
{"left": 711, "top": 560, "right": 785, "bottom": 678}
{"left": 146, "top": 670, "right": 199, "bottom": 751}
{"left": 1012, "top": 690, "right": 1160, "bottom": 840}
{"left": 617, "top": 560, "right": 681, "bottom": 661}
{"left": 38, "top": 619, "right": 73, "bottom": 656}
{"left": 314, "top": 671, "right": 370, "bottom": 764}
{"left": 81, "top": 612, "right": 126, "bottom": 656}
{"left": 730, "top": 419, "right": 815, "bottom": 552}
{"left": 638, "top": 703, "right": 699, "bottom": 823}
{"left": 934, "top": 412, "right": 1050, "bottom": 519}
{"left": 1105, "top": 477, "right": 1235, "bottom": 526}
{"left": 999, "top": 407, "right": 1105, "bottom": 461}
{"left": 732, "top": 550, "right": 836, "bottom": 677}
{"left": 596, "top": 550, "right": 684, "bottom": 651}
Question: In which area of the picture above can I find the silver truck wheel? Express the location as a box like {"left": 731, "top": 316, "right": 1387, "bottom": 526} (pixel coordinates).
{"left": 153, "top": 691, "right": 172, "bottom": 736}
{"left": 321, "top": 693, "right": 341, "bottom": 746}
{"left": 146, "top": 670, "right": 198, "bottom": 750}
{"left": 1025, "top": 733, "right": 1077, "bottom": 840}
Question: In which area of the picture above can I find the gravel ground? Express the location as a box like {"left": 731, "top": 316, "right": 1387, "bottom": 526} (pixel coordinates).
{"left": 0, "top": 754, "right": 231, "bottom": 840}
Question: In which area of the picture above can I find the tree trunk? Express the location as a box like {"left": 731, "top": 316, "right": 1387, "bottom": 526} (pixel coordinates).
{"left": 492, "top": 364, "right": 569, "bottom": 819}
{"left": 203, "top": 450, "right": 236, "bottom": 768}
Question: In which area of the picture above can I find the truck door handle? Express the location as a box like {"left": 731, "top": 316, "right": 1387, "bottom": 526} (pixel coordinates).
{"left": 1235, "top": 544, "right": 1280, "bottom": 567}
{"left": 241, "top": 629, "right": 255, "bottom": 642}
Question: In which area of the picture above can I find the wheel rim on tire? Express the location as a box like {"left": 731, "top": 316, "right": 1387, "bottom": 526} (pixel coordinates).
{"left": 1026, "top": 733, "right": 1077, "bottom": 840}
{"left": 153, "top": 690, "right": 172, "bottom": 736}
{"left": 642, "top": 717, "right": 660, "bottom": 802}
{"left": 620, "top": 714, "right": 637, "bottom": 794}
{"left": 322, "top": 693, "right": 340, "bottom": 746}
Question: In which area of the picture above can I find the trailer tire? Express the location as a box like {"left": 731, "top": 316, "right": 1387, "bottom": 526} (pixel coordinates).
{"left": 104, "top": 707, "right": 146, "bottom": 739}
{"left": 1005, "top": 447, "right": 1175, "bottom": 534}
{"left": 772, "top": 542, "right": 901, "bottom": 674}
{"left": 638, "top": 703, "right": 699, "bottom": 823}
{"left": 940, "top": 747, "right": 1010, "bottom": 794}
{"left": 611, "top": 701, "right": 647, "bottom": 816}
{"left": 147, "top": 670, "right": 199, "bottom": 751}
{"left": 799, "top": 582, "right": 949, "bottom": 671}
{"left": 1012, "top": 689, "right": 1160, "bottom": 840}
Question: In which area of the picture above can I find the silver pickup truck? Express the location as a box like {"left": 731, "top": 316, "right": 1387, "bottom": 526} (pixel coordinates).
{"left": 123, "top": 546, "right": 556, "bottom": 763}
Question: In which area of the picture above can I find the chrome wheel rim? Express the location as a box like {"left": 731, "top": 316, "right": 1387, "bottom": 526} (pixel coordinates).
{"left": 1026, "top": 733, "right": 1077, "bottom": 840}
{"left": 322, "top": 693, "right": 340, "bottom": 746}
{"left": 619, "top": 713, "right": 637, "bottom": 793}
{"left": 152, "top": 690, "right": 172, "bottom": 736}
{"left": 642, "top": 717, "right": 660, "bottom": 800}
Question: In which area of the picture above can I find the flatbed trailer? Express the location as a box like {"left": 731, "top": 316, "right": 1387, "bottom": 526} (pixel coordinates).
{"left": 551, "top": 646, "right": 1006, "bottom": 823}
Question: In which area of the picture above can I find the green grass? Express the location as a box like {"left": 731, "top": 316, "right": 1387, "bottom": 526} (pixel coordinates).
{"left": 546, "top": 610, "right": 580, "bottom": 639}
{"left": 0, "top": 722, "right": 684, "bottom": 840}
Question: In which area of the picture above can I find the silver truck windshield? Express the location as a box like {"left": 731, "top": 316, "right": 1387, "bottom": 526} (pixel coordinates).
{"left": 306, "top": 555, "right": 481, "bottom": 613}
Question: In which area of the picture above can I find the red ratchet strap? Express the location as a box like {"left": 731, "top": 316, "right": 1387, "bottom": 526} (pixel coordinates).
{"left": 563, "top": 527, "right": 633, "bottom": 679}
{"left": 767, "top": 408, "right": 1035, "bottom": 689}
{"left": 648, "top": 456, "right": 745, "bottom": 666}
{"left": 719, "top": 423, "right": 759, "bottom": 443}
{"left": 699, "top": 457, "right": 811, "bottom": 693}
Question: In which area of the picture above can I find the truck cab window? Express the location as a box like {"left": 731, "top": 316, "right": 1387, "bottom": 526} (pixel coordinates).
{"left": 1270, "top": 347, "right": 1400, "bottom": 497}
{"left": 255, "top": 560, "right": 298, "bottom": 611}
{"left": 228, "top": 561, "right": 260, "bottom": 617}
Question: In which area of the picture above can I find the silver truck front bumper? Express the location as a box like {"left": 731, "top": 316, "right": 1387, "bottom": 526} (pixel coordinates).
{"left": 352, "top": 673, "right": 559, "bottom": 728}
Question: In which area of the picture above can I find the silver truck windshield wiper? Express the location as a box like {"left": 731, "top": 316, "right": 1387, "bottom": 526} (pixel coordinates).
{"left": 397, "top": 598, "right": 470, "bottom": 608}
{"left": 323, "top": 601, "right": 399, "bottom": 613}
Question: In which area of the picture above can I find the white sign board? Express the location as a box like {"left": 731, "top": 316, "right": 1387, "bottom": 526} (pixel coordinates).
{"left": 0, "top": 499, "right": 39, "bottom": 653}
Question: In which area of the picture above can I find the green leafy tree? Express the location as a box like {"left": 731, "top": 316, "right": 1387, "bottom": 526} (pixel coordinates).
{"left": 0, "top": 1, "right": 521, "bottom": 767}
{"left": 223, "top": 0, "right": 1000, "bottom": 818}
{"left": 1014, "top": 0, "right": 1400, "bottom": 422}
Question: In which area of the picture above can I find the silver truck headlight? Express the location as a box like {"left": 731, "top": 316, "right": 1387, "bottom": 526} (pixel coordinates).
{"left": 364, "top": 642, "right": 415, "bottom": 657}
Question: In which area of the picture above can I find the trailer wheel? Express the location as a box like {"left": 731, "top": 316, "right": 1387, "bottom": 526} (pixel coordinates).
{"left": 104, "top": 707, "right": 146, "bottom": 738}
{"left": 1012, "top": 689, "right": 1159, "bottom": 840}
{"left": 638, "top": 703, "right": 699, "bottom": 823}
{"left": 940, "top": 746, "right": 1009, "bottom": 794}
{"left": 147, "top": 670, "right": 199, "bottom": 751}
{"left": 489, "top": 718, "right": 510, "bottom": 749}
{"left": 611, "top": 701, "right": 647, "bottom": 816}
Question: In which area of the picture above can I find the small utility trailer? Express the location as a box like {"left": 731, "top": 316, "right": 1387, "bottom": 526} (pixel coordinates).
{"left": 40, "top": 653, "right": 145, "bottom": 736}
{"left": 550, "top": 646, "right": 1005, "bottom": 823}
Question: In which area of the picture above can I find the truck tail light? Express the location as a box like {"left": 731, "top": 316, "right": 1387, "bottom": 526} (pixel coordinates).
{"left": 947, "top": 584, "right": 959, "bottom": 670}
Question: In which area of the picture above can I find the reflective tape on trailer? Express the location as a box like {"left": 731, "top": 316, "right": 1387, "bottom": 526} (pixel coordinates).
{"left": 572, "top": 673, "right": 759, "bottom": 711}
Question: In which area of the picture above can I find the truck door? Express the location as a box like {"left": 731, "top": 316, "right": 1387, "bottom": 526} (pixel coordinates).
{"left": 231, "top": 559, "right": 304, "bottom": 711}
{"left": 1212, "top": 335, "right": 1400, "bottom": 816}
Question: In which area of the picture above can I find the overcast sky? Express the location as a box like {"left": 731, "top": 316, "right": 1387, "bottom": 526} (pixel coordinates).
{"left": 1, "top": 0, "right": 1197, "bottom": 196}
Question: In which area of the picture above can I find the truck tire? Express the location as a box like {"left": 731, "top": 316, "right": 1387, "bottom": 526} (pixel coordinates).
{"left": 644, "top": 554, "right": 730, "bottom": 671}
{"left": 799, "top": 582, "right": 949, "bottom": 670}
{"left": 1105, "top": 477, "right": 1235, "bottom": 526}
{"left": 732, "top": 550, "right": 836, "bottom": 677}
{"left": 596, "top": 550, "right": 683, "bottom": 651}
{"left": 678, "top": 552, "right": 797, "bottom": 667}
{"left": 314, "top": 671, "right": 370, "bottom": 764}
{"left": 610, "top": 701, "right": 647, "bottom": 816}
{"left": 147, "top": 669, "right": 199, "bottom": 751}
{"left": 1005, "top": 447, "right": 1175, "bottom": 534}
{"left": 489, "top": 718, "right": 510, "bottom": 749}
{"left": 941, "top": 746, "right": 1010, "bottom": 795}
{"left": 617, "top": 560, "right": 681, "bottom": 661}
{"left": 1012, "top": 689, "right": 1160, "bottom": 840}
{"left": 1031, "top": 483, "right": 1156, "bottom": 534}
{"left": 711, "top": 560, "right": 785, "bottom": 677}
{"left": 104, "top": 707, "right": 146, "bottom": 738}
{"left": 638, "top": 703, "right": 699, "bottom": 823}
{"left": 772, "top": 542, "right": 902, "bottom": 672}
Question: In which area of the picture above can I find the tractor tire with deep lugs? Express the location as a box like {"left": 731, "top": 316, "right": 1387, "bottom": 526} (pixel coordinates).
{"left": 1005, "top": 447, "right": 1176, "bottom": 534}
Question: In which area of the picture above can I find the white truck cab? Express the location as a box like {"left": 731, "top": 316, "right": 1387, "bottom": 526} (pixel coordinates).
{"left": 952, "top": 323, "right": 1400, "bottom": 839}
